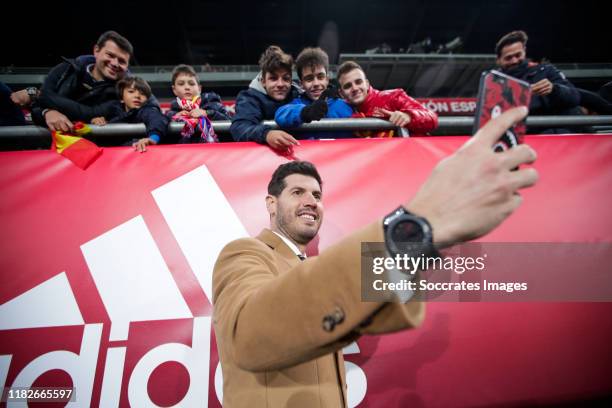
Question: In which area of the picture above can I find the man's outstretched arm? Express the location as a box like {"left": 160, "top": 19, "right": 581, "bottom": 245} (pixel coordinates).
{"left": 214, "top": 107, "right": 537, "bottom": 371}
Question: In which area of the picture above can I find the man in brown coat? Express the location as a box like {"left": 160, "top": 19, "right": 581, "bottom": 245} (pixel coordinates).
{"left": 213, "top": 107, "right": 538, "bottom": 407}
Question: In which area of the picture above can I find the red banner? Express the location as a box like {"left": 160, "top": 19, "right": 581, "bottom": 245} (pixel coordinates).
{"left": 160, "top": 98, "right": 476, "bottom": 116}
{"left": 416, "top": 97, "right": 477, "bottom": 115}
{"left": 1, "top": 135, "right": 611, "bottom": 407}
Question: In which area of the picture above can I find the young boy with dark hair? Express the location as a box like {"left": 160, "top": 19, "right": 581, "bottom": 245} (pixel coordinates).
{"left": 275, "top": 47, "right": 353, "bottom": 139}
{"left": 92, "top": 76, "right": 168, "bottom": 152}
{"left": 167, "top": 64, "right": 231, "bottom": 143}
{"left": 230, "top": 45, "right": 300, "bottom": 150}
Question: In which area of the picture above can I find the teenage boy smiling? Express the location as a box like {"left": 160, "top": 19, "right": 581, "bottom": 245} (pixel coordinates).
{"left": 275, "top": 47, "right": 353, "bottom": 139}
{"left": 230, "top": 45, "right": 300, "bottom": 150}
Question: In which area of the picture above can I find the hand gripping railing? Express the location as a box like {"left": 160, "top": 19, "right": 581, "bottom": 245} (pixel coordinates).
{"left": 1, "top": 116, "right": 611, "bottom": 150}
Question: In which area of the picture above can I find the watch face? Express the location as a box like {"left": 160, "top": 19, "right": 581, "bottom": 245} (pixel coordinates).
{"left": 384, "top": 208, "right": 436, "bottom": 257}
{"left": 391, "top": 219, "right": 425, "bottom": 243}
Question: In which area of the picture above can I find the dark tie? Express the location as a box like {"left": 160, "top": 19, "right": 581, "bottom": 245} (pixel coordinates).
{"left": 297, "top": 254, "right": 306, "bottom": 261}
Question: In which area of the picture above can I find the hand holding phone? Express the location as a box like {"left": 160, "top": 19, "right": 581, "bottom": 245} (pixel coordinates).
{"left": 473, "top": 69, "right": 532, "bottom": 152}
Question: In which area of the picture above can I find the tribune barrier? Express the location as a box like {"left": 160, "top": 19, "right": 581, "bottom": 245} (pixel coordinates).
{"left": 0, "top": 136, "right": 611, "bottom": 406}
{"left": 1, "top": 115, "right": 612, "bottom": 150}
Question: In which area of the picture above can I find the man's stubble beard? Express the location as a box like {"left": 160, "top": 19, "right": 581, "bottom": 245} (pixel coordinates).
{"left": 276, "top": 206, "right": 319, "bottom": 246}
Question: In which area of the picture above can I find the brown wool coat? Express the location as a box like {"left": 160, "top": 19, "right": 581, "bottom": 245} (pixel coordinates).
{"left": 212, "top": 221, "right": 425, "bottom": 407}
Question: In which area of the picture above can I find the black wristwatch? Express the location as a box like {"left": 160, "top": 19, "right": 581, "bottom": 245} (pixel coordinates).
{"left": 26, "top": 87, "right": 39, "bottom": 104}
{"left": 383, "top": 206, "right": 439, "bottom": 258}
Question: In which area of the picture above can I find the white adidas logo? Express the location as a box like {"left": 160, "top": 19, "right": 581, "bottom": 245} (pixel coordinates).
{"left": 0, "top": 164, "right": 367, "bottom": 407}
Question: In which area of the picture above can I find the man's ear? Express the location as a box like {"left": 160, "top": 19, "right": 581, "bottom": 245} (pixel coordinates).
{"left": 93, "top": 45, "right": 100, "bottom": 56}
{"left": 265, "top": 195, "right": 277, "bottom": 216}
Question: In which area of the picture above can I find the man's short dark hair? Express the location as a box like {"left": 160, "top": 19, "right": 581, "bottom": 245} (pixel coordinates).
{"left": 96, "top": 30, "right": 134, "bottom": 57}
{"left": 337, "top": 60, "right": 364, "bottom": 82}
{"left": 495, "top": 30, "right": 528, "bottom": 57}
{"left": 116, "top": 76, "right": 152, "bottom": 99}
{"left": 268, "top": 161, "right": 322, "bottom": 197}
{"left": 295, "top": 47, "right": 329, "bottom": 79}
{"left": 171, "top": 64, "right": 200, "bottom": 85}
{"left": 259, "top": 45, "right": 293, "bottom": 76}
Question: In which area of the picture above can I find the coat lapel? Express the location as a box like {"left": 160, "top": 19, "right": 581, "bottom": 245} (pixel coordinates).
{"left": 257, "top": 229, "right": 301, "bottom": 271}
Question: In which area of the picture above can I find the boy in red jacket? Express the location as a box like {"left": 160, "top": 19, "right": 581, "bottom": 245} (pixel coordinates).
{"left": 337, "top": 60, "right": 438, "bottom": 137}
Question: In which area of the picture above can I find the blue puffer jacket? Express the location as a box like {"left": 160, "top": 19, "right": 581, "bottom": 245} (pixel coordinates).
{"left": 275, "top": 95, "right": 354, "bottom": 139}
{"left": 230, "top": 74, "right": 299, "bottom": 143}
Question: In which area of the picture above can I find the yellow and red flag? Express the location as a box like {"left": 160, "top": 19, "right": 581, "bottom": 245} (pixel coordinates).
{"left": 51, "top": 122, "right": 102, "bottom": 170}
{"left": 351, "top": 112, "right": 396, "bottom": 138}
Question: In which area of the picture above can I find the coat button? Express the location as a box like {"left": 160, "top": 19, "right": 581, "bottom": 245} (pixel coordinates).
{"left": 322, "top": 307, "right": 345, "bottom": 332}
{"left": 322, "top": 315, "right": 336, "bottom": 332}
{"left": 332, "top": 307, "right": 345, "bottom": 325}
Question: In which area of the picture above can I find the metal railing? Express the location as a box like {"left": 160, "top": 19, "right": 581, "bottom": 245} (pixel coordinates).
{"left": 1, "top": 116, "right": 611, "bottom": 150}
{"left": 2, "top": 62, "right": 610, "bottom": 85}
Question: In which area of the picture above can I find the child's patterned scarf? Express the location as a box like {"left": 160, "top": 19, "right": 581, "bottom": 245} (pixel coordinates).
{"left": 172, "top": 96, "right": 218, "bottom": 143}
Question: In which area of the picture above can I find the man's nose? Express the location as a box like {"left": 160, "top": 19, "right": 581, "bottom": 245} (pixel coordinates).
{"left": 301, "top": 193, "right": 317, "bottom": 206}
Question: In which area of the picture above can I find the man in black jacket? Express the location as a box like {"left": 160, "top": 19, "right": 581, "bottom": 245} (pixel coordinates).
{"left": 495, "top": 30, "right": 581, "bottom": 126}
{"left": 32, "top": 31, "right": 133, "bottom": 132}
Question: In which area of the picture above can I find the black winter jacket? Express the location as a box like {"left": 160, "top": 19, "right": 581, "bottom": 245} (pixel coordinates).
{"left": 107, "top": 96, "right": 169, "bottom": 143}
{"left": 503, "top": 61, "right": 581, "bottom": 115}
{"left": 32, "top": 55, "right": 120, "bottom": 125}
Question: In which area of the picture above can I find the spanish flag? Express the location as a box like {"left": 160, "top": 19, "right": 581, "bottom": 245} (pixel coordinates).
{"left": 351, "top": 112, "right": 396, "bottom": 138}
{"left": 51, "top": 122, "right": 102, "bottom": 170}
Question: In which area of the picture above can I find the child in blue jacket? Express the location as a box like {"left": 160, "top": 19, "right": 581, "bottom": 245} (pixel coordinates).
{"left": 275, "top": 47, "right": 353, "bottom": 139}
{"left": 92, "top": 76, "right": 168, "bottom": 152}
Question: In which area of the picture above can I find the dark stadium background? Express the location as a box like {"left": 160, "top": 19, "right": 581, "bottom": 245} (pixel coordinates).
{"left": 0, "top": 0, "right": 605, "bottom": 66}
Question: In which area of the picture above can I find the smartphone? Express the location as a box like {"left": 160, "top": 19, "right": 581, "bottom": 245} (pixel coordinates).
{"left": 473, "top": 69, "right": 531, "bottom": 152}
